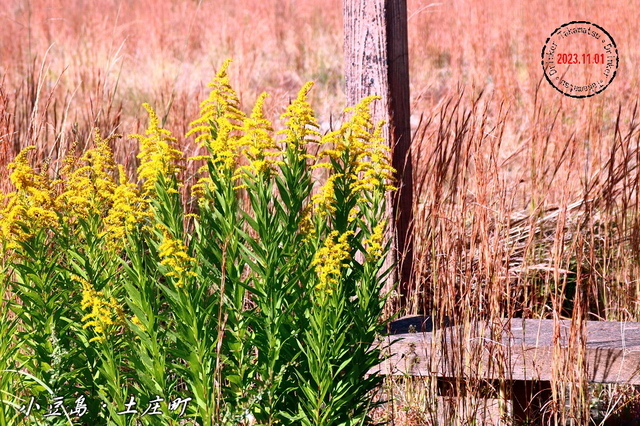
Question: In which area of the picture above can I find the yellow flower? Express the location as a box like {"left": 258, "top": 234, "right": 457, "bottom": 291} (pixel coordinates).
{"left": 132, "top": 103, "right": 185, "bottom": 195}
{"left": 187, "top": 59, "right": 245, "bottom": 143}
{"left": 190, "top": 174, "right": 214, "bottom": 201}
{"left": 318, "top": 96, "right": 396, "bottom": 192}
{"left": 76, "top": 275, "right": 125, "bottom": 343}
{"left": 364, "top": 221, "right": 386, "bottom": 260}
{"left": 158, "top": 228, "right": 197, "bottom": 288}
{"left": 311, "top": 230, "right": 353, "bottom": 293}
{"left": 8, "top": 147, "right": 46, "bottom": 193}
{"left": 56, "top": 130, "right": 118, "bottom": 221}
{"left": 187, "top": 60, "right": 246, "bottom": 175}
{"left": 279, "top": 81, "right": 321, "bottom": 152}
{"left": 311, "top": 173, "right": 340, "bottom": 216}
{"left": 238, "top": 92, "right": 281, "bottom": 176}
{"left": 130, "top": 315, "right": 147, "bottom": 333}
{"left": 298, "top": 203, "right": 315, "bottom": 239}
{"left": 191, "top": 112, "right": 244, "bottom": 178}
{"left": 186, "top": 62, "right": 247, "bottom": 196}
{"left": 347, "top": 206, "right": 359, "bottom": 222}
{"left": 351, "top": 122, "right": 396, "bottom": 192}
{"left": 0, "top": 146, "right": 58, "bottom": 251}
{"left": 101, "top": 165, "right": 151, "bottom": 250}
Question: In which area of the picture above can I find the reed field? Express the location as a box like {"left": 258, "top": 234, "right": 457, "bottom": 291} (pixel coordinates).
{"left": 2, "top": 0, "right": 640, "bottom": 424}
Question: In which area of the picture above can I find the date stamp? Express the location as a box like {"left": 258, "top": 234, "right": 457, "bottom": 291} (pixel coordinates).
{"left": 541, "top": 21, "right": 618, "bottom": 98}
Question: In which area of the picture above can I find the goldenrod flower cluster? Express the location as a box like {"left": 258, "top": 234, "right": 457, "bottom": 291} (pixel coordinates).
{"left": 0, "top": 146, "right": 58, "bottom": 250}
{"left": 187, "top": 59, "right": 246, "bottom": 174}
{"left": 311, "top": 173, "right": 339, "bottom": 216}
{"left": 364, "top": 221, "right": 386, "bottom": 260}
{"left": 279, "top": 81, "right": 321, "bottom": 152}
{"left": 188, "top": 61, "right": 313, "bottom": 195}
{"left": 319, "top": 96, "right": 396, "bottom": 192}
{"left": 158, "top": 229, "right": 197, "bottom": 288}
{"left": 298, "top": 203, "right": 315, "bottom": 239}
{"left": 101, "top": 165, "right": 150, "bottom": 250}
{"left": 76, "top": 275, "right": 125, "bottom": 343}
{"left": 132, "top": 103, "right": 185, "bottom": 195}
{"left": 56, "top": 132, "right": 117, "bottom": 221}
{"left": 239, "top": 93, "right": 281, "bottom": 176}
{"left": 311, "top": 230, "right": 353, "bottom": 293}
{"left": 0, "top": 137, "right": 154, "bottom": 254}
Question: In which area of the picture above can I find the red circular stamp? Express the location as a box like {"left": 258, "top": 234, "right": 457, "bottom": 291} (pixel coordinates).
{"left": 541, "top": 21, "right": 618, "bottom": 98}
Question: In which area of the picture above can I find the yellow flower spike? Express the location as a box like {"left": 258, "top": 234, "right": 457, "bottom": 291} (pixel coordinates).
{"left": 75, "top": 275, "right": 125, "bottom": 342}
{"left": 0, "top": 146, "right": 58, "bottom": 250}
{"left": 298, "top": 204, "right": 316, "bottom": 240}
{"left": 311, "top": 174, "right": 340, "bottom": 217}
{"left": 238, "top": 92, "right": 282, "bottom": 177}
{"left": 87, "top": 137, "right": 119, "bottom": 200}
{"left": 351, "top": 121, "right": 396, "bottom": 192}
{"left": 279, "top": 81, "right": 321, "bottom": 152}
{"left": 132, "top": 103, "right": 185, "bottom": 196}
{"left": 187, "top": 59, "right": 246, "bottom": 148}
{"left": 316, "top": 96, "right": 396, "bottom": 194}
{"left": 347, "top": 206, "right": 359, "bottom": 223}
{"left": 191, "top": 112, "right": 244, "bottom": 177}
{"left": 8, "top": 146, "right": 39, "bottom": 191}
{"left": 364, "top": 221, "right": 386, "bottom": 260}
{"left": 158, "top": 229, "right": 197, "bottom": 288}
{"left": 101, "top": 165, "right": 151, "bottom": 251}
{"left": 56, "top": 131, "right": 118, "bottom": 221}
{"left": 311, "top": 230, "right": 353, "bottom": 294}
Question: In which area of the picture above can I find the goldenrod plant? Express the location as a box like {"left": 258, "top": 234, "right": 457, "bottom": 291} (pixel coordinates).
{"left": 0, "top": 61, "right": 394, "bottom": 425}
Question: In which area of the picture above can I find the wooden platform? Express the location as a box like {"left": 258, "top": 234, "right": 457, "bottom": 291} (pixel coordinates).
{"left": 374, "top": 316, "right": 640, "bottom": 384}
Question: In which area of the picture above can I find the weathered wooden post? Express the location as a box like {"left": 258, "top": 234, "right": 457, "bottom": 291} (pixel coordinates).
{"left": 344, "top": 0, "right": 413, "bottom": 305}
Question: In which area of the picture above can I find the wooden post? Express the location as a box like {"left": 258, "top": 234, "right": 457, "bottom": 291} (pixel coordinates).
{"left": 344, "top": 0, "right": 413, "bottom": 306}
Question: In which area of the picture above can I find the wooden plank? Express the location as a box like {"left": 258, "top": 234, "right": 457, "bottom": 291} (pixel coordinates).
{"left": 343, "top": 0, "right": 414, "bottom": 297}
{"left": 374, "top": 317, "right": 640, "bottom": 384}
{"left": 385, "top": 0, "right": 413, "bottom": 303}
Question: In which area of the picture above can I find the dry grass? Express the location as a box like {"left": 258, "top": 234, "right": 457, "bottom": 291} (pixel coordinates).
{"left": 401, "top": 2, "right": 640, "bottom": 424}
{"left": 2, "top": 0, "right": 640, "bottom": 424}
{"left": 0, "top": 0, "right": 344, "bottom": 191}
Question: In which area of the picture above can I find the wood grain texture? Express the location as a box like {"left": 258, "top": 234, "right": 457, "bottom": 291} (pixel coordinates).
{"left": 343, "top": 0, "right": 414, "bottom": 297}
{"left": 374, "top": 317, "right": 640, "bottom": 384}
{"left": 385, "top": 0, "right": 413, "bottom": 303}
{"left": 343, "top": 0, "right": 389, "bottom": 118}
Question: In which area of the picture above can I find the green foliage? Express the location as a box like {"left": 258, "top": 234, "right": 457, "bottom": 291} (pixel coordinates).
{"left": 0, "top": 63, "right": 394, "bottom": 425}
